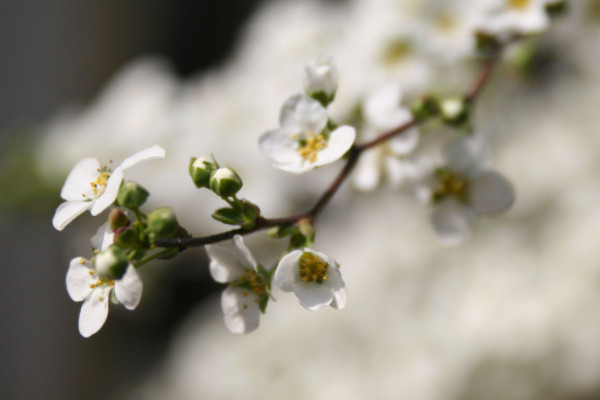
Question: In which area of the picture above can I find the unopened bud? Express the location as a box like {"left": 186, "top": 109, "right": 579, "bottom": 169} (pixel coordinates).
{"left": 440, "top": 97, "right": 469, "bottom": 126}
{"left": 94, "top": 246, "right": 129, "bottom": 280}
{"left": 108, "top": 209, "right": 130, "bottom": 230}
{"left": 304, "top": 55, "right": 338, "bottom": 106}
{"left": 113, "top": 226, "right": 138, "bottom": 248}
{"left": 147, "top": 207, "right": 179, "bottom": 238}
{"left": 189, "top": 156, "right": 217, "bottom": 188}
{"left": 411, "top": 95, "right": 439, "bottom": 120}
{"left": 117, "top": 181, "right": 149, "bottom": 209}
{"left": 210, "top": 167, "right": 243, "bottom": 197}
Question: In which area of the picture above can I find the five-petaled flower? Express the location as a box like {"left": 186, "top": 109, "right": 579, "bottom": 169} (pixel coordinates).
{"left": 429, "top": 135, "right": 514, "bottom": 246}
{"left": 259, "top": 94, "right": 355, "bottom": 174}
{"left": 478, "top": 0, "right": 556, "bottom": 36}
{"left": 206, "top": 235, "right": 269, "bottom": 334}
{"left": 66, "top": 224, "right": 143, "bottom": 337}
{"left": 52, "top": 145, "right": 165, "bottom": 231}
{"left": 274, "top": 248, "right": 346, "bottom": 311}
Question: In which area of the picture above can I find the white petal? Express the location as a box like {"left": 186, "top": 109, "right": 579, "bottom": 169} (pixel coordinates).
{"left": 325, "top": 265, "right": 346, "bottom": 310}
{"left": 90, "top": 167, "right": 123, "bottom": 216}
{"left": 430, "top": 198, "right": 476, "bottom": 246}
{"left": 470, "top": 171, "right": 515, "bottom": 215}
{"left": 293, "top": 282, "right": 334, "bottom": 311}
{"left": 52, "top": 201, "right": 93, "bottom": 231}
{"left": 313, "top": 125, "right": 356, "bottom": 167}
{"left": 119, "top": 145, "right": 166, "bottom": 170}
{"left": 353, "top": 150, "right": 381, "bottom": 192}
{"left": 388, "top": 127, "right": 419, "bottom": 155}
{"left": 273, "top": 159, "right": 315, "bottom": 174}
{"left": 444, "top": 135, "right": 491, "bottom": 177}
{"left": 114, "top": 266, "right": 143, "bottom": 310}
{"left": 221, "top": 286, "right": 261, "bottom": 334}
{"left": 90, "top": 222, "right": 115, "bottom": 250}
{"left": 364, "top": 83, "right": 405, "bottom": 130}
{"left": 79, "top": 286, "right": 111, "bottom": 337}
{"left": 232, "top": 235, "right": 258, "bottom": 271}
{"left": 279, "top": 94, "right": 328, "bottom": 134}
{"left": 66, "top": 257, "right": 95, "bottom": 302}
{"left": 273, "top": 250, "right": 303, "bottom": 292}
{"left": 60, "top": 158, "right": 101, "bottom": 201}
{"left": 206, "top": 242, "right": 246, "bottom": 283}
{"left": 259, "top": 127, "right": 303, "bottom": 165}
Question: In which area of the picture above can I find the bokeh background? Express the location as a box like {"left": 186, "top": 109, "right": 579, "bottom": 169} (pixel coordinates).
{"left": 2, "top": 1, "right": 600, "bottom": 399}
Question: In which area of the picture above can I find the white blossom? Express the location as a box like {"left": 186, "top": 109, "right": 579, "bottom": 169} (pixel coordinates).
{"left": 52, "top": 145, "right": 165, "bottom": 231}
{"left": 274, "top": 248, "right": 346, "bottom": 311}
{"left": 66, "top": 224, "right": 142, "bottom": 337}
{"left": 206, "top": 235, "right": 268, "bottom": 334}
{"left": 259, "top": 94, "right": 355, "bottom": 174}
{"left": 429, "top": 135, "right": 514, "bottom": 245}
{"left": 478, "top": 0, "right": 553, "bottom": 36}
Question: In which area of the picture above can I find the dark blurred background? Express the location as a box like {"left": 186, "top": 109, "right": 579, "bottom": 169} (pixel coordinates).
{"left": 0, "top": 1, "right": 265, "bottom": 399}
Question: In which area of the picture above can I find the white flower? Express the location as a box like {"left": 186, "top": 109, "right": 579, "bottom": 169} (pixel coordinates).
{"left": 66, "top": 224, "right": 142, "bottom": 337}
{"left": 52, "top": 145, "right": 165, "bottom": 231}
{"left": 303, "top": 55, "right": 339, "bottom": 103}
{"left": 478, "top": 0, "right": 553, "bottom": 36}
{"left": 259, "top": 95, "right": 355, "bottom": 174}
{"left": 353, "top": 83, "right": 419, "bottom": 192}
{"left": 274, "top": 248, "right": 346, "bottom": 311}
{"left": 429, "top": 135, "right": 515, "bottom": 246}
{"left": 206, "top": 235, "right": 268, "bottom": 334}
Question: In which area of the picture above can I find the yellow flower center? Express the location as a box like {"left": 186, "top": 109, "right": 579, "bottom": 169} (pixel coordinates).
{"left": 89, "top": 276, "right": 115, "bottom": 289}
{"left": 508, "top": 0, "right": 530, "bottom": 10}
{"left": 381, "top": 39, "right": 412, "bottom": 65}
{"left": 435, "top": 14, "right": 456, "bottom": 32}
{"left": 298, "top": 132, "right": 328, "bottom": 163}
{"left": 433, "top": 169, "right": 470, "bottom": 203}
{"left": 299, "top": 252, "right": 329, "bottom": 283}
{"left": 82, "top": 164, "right": 113, "bottom": 199}
{"left": 231, "top": 269, "right": 267, "bottom": 297}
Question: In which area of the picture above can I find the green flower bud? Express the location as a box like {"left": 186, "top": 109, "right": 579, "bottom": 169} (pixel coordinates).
{"left": 410, "top": 95, "right": 439, "bottom": 120}
{"left": 189, "top": 156, "right": 217, "bottom": 188}
{"left": 440, "top": 97, "right": 469, "bottom": 126}
{"left": 117, "top": 181, "right": 149, "bottom": 209}
{"left": 147, "top": 207, "right": 179, "bottom": 238}
{"left": 546, "top": 1, "right": 567, "bottom": 16}
{"left": 210, "top": 167, "right": 243, "bottom": 197}
{"left": 108, "top": 209, "right": 130, "bottom": 230}
{"left": 94, "top": 246, "right": 129, "bottom": 280}
{"left": 113, "top": 226, "right": 139, "bottom": 248}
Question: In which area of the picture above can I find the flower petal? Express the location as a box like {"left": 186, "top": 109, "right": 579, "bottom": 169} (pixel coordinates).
{"left": 90, "top": 222, "right": 115, "bottom": 250}
{"left": 52, "top": 201, "right": 93, "bottom": 231}
{"left": 206, "top": 242, "right": 247, "bottom": 283}
{"left": 66, "top": 257, "right": 95, "bottom": 302}
{"left": 119, "top": 145, "right": 166, "bottom": 170}
{"left": 353, "top": 150, "right": 381, "bottom": 192}
{"left": 325, "top": 265, "right": 346, "bottom": 310}
{"left": 279, "top": 94, "right": 328, "bottom": 134}
{"left": 430, "top": 198, "right": 476, "bottom": 246}
{"left": 273, "top": 250, "right": 303, "bottom": 292}
{"left": 444, "top": 135, "right": 491, "bottom": 178}
{"left": 90, "top": 167, "right": 123, "bottom": 216}
{"left": 232, "top": 235, "right": 258, "bottom": 271}
{"left": 221, "top": 286, "right": 261, "bottom": 334}
{"left": 79, "top": 286, "right": 111, "bottom": 337}
{"left": 388, "top": 127, "right": 419, "bottom": 155}
{"left": 313, "top": 125, "right": 355, "bottom": 167}
{"left": 60, "top": 158, "right": 101, "bottom": 201}
{"left": 470, "top": 170, "right": 515, "bottom": 215}
{"left": 114, "top": 265, "right": 143, "bottom": 310}
{"left": 293, "top": 281, "right": 334, "bottom": 311}
{"left": 259, "top": 127, "right": 303, "bottom": 165}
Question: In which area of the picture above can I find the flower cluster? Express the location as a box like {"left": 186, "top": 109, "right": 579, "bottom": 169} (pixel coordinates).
{"left": 50, "top": 0, "right": 566, "bottom": 338}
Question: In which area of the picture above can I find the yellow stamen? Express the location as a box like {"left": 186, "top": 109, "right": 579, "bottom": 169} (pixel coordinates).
{"left": 381, "top": 39, "right": 412, "bottom": 64}
{"left": 508, "top": 0, "right": 530, "bottom": 9}
{"left": 299, "top": 252, "right": 329, "bottom": 283}
{"left": 298, "top": 132, "right": 327, "bottom": 164}
{"left": 433, "top": 169, "right": 470, "bottom": 203}
{"left": 98, "top": 296, "right": 104, "bottom": 301}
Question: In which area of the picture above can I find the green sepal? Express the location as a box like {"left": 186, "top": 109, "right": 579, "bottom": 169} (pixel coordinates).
{"left": 309, "top": 90, "right": 336, "bottom": 107}
{"left": 113, "top": 226, "right": 139, "bottom": 248}
{"left": 546, "top": 1, "right": 567, "bottom": 16}
{"left": 258, "top": 295, "right": 269, "bottom": 314}
{"left": 290, "top": 231, "right": 312, "bottom": 249}
{"left": 257, "top": 264, "right": 273, "bottom": 290}
{"left": 241, "top": 200, "right": 260, "bottom": 229}
{"left": 475, "top": 31, "right": 501, "bottom": 57}
{"left": 117, "top": 181, "right": 149, "bottom": 209}
{"left": 212, "top": 207, "right": 244, "bottom": 225}
{"left": 411, "top": 95, "right": 439, "bottom": 120}
{"left": 189, "top": 157, "right": 217, "bottom": 188}
{"left": 269, "top": 223, "right": 298, "bottom": 238}
{"left": 147, "top": 207, "right": 180, "bottom": 239}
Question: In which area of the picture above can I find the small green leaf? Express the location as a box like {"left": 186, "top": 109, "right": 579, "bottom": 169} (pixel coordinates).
{"left": 258, "top": 295, "right": 269, "bottom": 314}
{"left": 212, "top": 207, "right": 244, "bottom": 225}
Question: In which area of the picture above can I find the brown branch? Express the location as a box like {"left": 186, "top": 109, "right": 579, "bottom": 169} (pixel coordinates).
{"left": 155, "top": 46, "right": 505, "bottom": 249}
